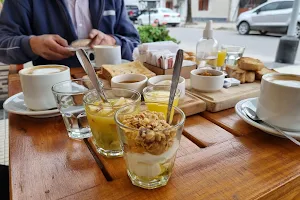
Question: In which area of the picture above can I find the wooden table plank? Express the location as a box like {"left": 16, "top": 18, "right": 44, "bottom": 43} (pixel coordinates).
{"left": 183, "top": 115, "right": 234, "bottom": 147}
{"left": 201, "top": 109, "right": 258, "bottom": 136}
{"left": 60, "top": 135, "right": 300, "bottom": 200}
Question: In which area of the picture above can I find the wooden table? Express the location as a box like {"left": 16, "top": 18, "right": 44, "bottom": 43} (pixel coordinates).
{"left": 9, "top": 68, "right": 300, "bottom": 200}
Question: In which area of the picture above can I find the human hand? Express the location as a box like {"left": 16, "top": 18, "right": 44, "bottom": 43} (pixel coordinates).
{"left": 29, "top": 35, "right": 74, "bottom": 60}
{"left": 88, "top": 29, "right": 116, "bottom": 46}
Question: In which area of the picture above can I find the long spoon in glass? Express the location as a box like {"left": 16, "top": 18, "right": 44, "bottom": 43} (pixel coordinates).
{"left": 166, "top": 49, "right": 184, "bottom": 124}
{"left": 76, "top": 49, "right": 109, "bottom": 103}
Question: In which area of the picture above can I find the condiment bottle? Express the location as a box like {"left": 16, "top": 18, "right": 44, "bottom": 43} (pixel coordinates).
{"left": 196, "top": 20, "right": 218, "bottom": 68}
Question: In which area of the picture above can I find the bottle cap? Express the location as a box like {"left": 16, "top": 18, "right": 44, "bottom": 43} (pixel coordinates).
{"left": 203, "top": 20, "right": 213, "bottom": 39}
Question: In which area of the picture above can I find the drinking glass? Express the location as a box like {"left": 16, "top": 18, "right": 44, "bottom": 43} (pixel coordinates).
{"left": 221, "top": 45, "right": 245, "bottom": 65}
{"left": 143, "top": 85, "right": 180, "bottom": 118}
{"left": 115, "top": 102, "right": 186, "bottom": 189}
{"left": 83, "top": 88, "right": 141, "bottom": 157}
{"left": 217, "top": 50, "right": 227, "bottom": 71}
{"left": 52, "top": 79, "right": 92, "bottom": 139}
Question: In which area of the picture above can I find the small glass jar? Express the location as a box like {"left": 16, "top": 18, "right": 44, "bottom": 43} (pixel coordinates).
{"left": 143, "top": 85, "right": 180, "bottom": 118}
{"left": 83, "top": 88, "right": 141, "bottom": 157}
{"left": 115, "top": 102, "right": 186, "bottom": 189}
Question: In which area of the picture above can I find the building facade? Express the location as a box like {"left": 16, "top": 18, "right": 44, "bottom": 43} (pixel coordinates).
{"left": 166, "top": 0, "right": 241, "bottom": 22}
{"left": 124, "top": 0, "right": 250, "bottom": 22}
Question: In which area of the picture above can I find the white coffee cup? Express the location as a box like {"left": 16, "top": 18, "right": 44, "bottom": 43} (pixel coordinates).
{"left": 94, "top": 45, "right": 122, "bottom": 68}
{"left": 111, "top": 74, "right": 148, "bottom": 93}
{"left": 256, "top": 73, "right": 300, "bottom": 132}
{"left": 19, "top": 65, "right": 70, "bottom": 111}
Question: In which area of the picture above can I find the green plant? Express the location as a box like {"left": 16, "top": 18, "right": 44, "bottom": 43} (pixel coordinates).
{"left": 137, "top": 25, "right": 179, "bottom": 44}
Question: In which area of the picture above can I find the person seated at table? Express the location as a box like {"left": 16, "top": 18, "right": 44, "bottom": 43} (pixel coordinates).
{"left": 0, "top": 0, "right": 140, "bottom": 67}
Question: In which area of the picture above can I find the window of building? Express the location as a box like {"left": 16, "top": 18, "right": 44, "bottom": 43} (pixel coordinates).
{"left": 199, "top": 0, "right": 209, "bottom": 11}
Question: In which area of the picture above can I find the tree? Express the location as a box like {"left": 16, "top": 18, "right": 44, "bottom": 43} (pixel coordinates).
{"left": 186, "top": 0, "right": 192, "bottom": 24}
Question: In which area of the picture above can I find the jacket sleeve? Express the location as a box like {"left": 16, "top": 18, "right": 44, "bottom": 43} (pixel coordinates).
{"left": 113, "top": 0, "right": 140, "bottom": 61}
{"left": 0, "top": 0, "right": 37, "bottom": 64}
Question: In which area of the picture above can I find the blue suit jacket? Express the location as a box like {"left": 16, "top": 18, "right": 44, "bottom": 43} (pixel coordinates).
{"left": 0, "top": 0, "right": 140, "bottom": 66}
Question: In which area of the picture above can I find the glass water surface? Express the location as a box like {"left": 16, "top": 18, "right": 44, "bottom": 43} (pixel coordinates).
{"left": 52, "top": 79, "right": 92, "bottom": 139}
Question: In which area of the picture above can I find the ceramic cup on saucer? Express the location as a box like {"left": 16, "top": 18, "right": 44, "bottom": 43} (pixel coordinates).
{"left": 257, "top": 73, "right": 300, "bottom": 132}
{"left": 111, "top": 74, "right": 147, "bottom": 93}
{"left": 94, "top": 45, "right": 121, "bottom": 68}
{"left": 19, "top": 65, "right": 70, "bottom": 111}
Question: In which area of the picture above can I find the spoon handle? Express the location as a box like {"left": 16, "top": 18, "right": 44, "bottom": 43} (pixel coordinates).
{"left": 166, "top": 49, "right": 184, "bottom": 124}
{"left": 76, "top": 49, "right": 109, "bottom": 103}
{"left": 266, "top": 122, "right": 300, "bottom": 146}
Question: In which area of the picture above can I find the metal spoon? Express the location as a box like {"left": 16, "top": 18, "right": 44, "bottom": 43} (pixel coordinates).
{"left": 166, "top": 49, "right": 184, "bottom": 124}
{"left": 76, "top": 49, "right": 109, "bottom": 103}
{"left": 242, "top": 106, "right": 300, "bottom": 146}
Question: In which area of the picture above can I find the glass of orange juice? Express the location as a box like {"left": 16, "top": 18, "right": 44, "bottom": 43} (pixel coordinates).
{"left": 143, "top": 85, "right": 180, "bottom": 119}
{"left": 217, "top": 50, "right": 227, "bottom": 71}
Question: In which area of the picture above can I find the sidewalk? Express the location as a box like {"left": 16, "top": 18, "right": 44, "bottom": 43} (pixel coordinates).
{"left": 180, "top": 22, "right": 236, "bottom": 31}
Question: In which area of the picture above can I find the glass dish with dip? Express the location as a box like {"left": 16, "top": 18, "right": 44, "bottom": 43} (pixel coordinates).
{"left": 143, "top": 85, "right": 180, "bottom": 118}
{"left": 83, "top": 88, "right": 141, "bottom": 157}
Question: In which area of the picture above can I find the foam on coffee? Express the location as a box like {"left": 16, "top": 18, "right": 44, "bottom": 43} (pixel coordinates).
{"left": 266, "top": 75, "right": 300, "bottom": 88}
{"left": 24, "top": 66, "right": 67, "bottom": 75}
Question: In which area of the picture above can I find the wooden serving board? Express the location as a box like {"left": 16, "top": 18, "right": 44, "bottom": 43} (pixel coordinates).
{"left": 186, "top": 79, "right": 261, "bottom": 112}
{"left": 82, "top": 75, "right": 206, "bottom": 117}
{"left": 179, "top": 91, "right": 206, "bottom": 116}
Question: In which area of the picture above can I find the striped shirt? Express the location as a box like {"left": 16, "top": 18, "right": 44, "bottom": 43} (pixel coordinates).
{"left": 63, "top": 0, "right": 93, "bottom": 39}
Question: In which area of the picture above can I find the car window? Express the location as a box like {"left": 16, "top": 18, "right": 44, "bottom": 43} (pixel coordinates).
{"left": 160, "top": 8, "right": 175, "bottom": 13}
{"left": 260, "top": 2, "right": 280, "bottom": 11}
{"left": 277, "top": 1, "right": 293, "bottom": 9}
{"left": 150, "top": 9, "right": 158, "bottom": 14}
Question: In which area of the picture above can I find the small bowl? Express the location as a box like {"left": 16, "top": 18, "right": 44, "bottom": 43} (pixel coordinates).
{"left": 111, "top": 74, "right": 148, "bottom": 93}
{"left": 190, "top": 69, "right": 225, "bottom": 92}
{"left": 147, "top": 75, "right": 185, "bottom": 99}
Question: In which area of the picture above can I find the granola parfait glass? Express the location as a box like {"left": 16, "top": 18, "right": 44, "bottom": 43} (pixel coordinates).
{"left": 115, "top": 102, "right": 186, "bottom": 189}
{"left": 143, "top": 85, "right": 180, "bottom": 117}
{"left": 83, "top": 88, "right": 141, "bottom": 157}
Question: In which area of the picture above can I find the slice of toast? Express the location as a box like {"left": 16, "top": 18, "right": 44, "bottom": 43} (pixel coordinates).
{"left": 237, "top": 57, "right": 264, "bottom": 71}
{"left": 102, "top": 61, "right": 156, "bottom": 80}
{"left": 226, "top": 65, "right": 246, "bottom": 83}
{"left": 245, "top": 71, "right": 255, "bottom": 83}
{"left": 255, "top": 67, "right": 277, "bottom": 80}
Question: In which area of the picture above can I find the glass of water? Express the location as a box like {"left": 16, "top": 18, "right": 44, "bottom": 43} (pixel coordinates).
{"left": 221, "top": 45, "right": 245, "bottom": 65}
{"left": 52, "top": 79, "right": 93, "bottom": 139}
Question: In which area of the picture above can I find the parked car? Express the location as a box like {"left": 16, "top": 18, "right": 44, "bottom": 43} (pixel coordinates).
{"left": 236, "top": 0, "right": 300, "bottom": 37}
{"left": 137, "top": 8, "right": 181, "bottom": 27}
{"left": 126, "top": 5, "right": 140, "bottom": 22}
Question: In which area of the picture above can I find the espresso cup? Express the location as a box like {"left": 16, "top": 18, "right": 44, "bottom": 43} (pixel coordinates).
{"left": 256, "top": 73, "right": 300, "bottom": 132}
{"left": 94, "top": 45, "right": 121, "bottom": 68}
{"left": 19, "top": 65, "right": 70, "bottom": 111}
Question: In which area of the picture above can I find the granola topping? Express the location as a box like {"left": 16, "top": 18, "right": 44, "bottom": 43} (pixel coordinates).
{"left": 122, "top": 110, "right": 176, "bottom": 155}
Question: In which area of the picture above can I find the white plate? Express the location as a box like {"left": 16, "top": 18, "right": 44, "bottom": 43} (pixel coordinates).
{"left": 3, "top": 92, "right": 60, "bottom": 118}
{"left": 235, "top": 97, "right": 300, "bottom": 139}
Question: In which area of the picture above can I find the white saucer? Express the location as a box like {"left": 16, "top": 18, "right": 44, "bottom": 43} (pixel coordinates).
{"left": 3, "top": 92, "right": 60, "bottom": 118}
{"left": 235, "top": 97, "right": 300, "bottom": 139}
